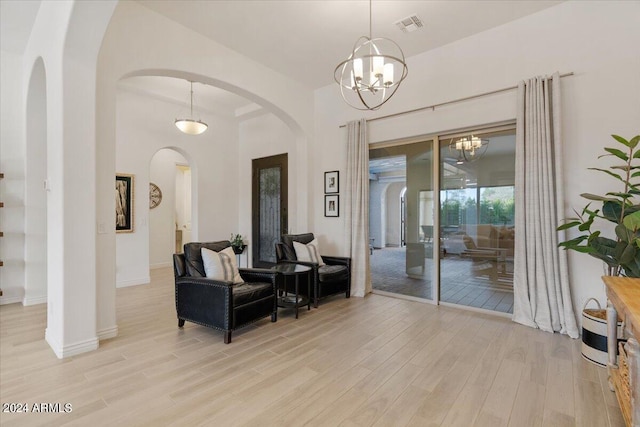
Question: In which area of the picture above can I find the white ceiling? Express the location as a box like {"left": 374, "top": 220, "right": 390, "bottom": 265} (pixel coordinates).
{"left": 137, "top": 0, "right": 564, "bottom": 89}
{"left": 1, "top": 1, "right": 564, "bottom": 114}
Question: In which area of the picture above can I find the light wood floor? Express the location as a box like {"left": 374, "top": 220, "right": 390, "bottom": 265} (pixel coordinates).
{"left": 0, "top": 268, "right": 624, "bottom": 427}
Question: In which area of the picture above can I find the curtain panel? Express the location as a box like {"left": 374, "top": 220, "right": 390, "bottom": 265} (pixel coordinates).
{"left": 345, "top": 119, "right": 371, "bottom": 297}
{"left": 513, "top": 72, "right": 579, "bottom": 338}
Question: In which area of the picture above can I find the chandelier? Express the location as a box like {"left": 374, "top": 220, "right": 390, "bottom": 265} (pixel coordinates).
{"left": 450, "top": 135, "right": 489, "bottom": 164}
{"left": 175, "top": 81, "right": 208, "bottom": 135}
{"left": 333, "top": 0, "right": 408, "bottom": 111}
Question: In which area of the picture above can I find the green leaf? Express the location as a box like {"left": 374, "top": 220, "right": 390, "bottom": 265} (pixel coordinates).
{"left": 612, "top": 134, "right": 631, "bottom": 147}
{"left": 629, "top": 135, "right": 640, "bottom": 149}
{"left": 557, "top": 221, "right": 581, "bottom": 231}
{"left": 601, "top": 147, "right": 629, "bottom": 161}
{"left": 581, "top": 193, "right": 619, "bottom": 202}
{"left": 623, "top": 211, "right": 640, "bottom": 231}
{"left": 618, "top": 243, "right": 636, "bottom": 265}
{"left": 558, "top": 235, "right": 589, "bottom": 248}
{"left": 616, "top": 224, "right": 633, "bottom": 242}
{"left": 632, "top": 171, "right": 640, "bottom": 178}
{"left": 606, "top": 192, "right": 632, "bottom": 199}
{"left": 634, "top": 150, "right": 640, "bottom": 159}
{"left": 602, "top": 201, "right": 623, "bottom": 223}
{"left": 578, "top": 220, "right": 592, "bottom": 231}
{"left": 589, "top": 168, "right": 624, "bottom": 182}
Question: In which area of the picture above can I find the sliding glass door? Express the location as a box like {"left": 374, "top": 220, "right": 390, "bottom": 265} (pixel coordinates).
{"left": 369, "top": 127, "right": 516, "bottom": 314}
{"left": 369, "top": 140, "right": 434, "bottom": 300}
{"left": 439, "top": 129, "right": 516, "bottom": 313}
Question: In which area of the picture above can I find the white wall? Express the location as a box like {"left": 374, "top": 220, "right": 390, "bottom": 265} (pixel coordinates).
{"left": 19, "top": 0, "right": 118, "bottom": 358}
{"left": 0, "top": 49, "right": 25, "bottom": 305}
{"left": 97, "top": 0, "right": 314, "bottom": 337}
{"left": 115, "top": 88, "right": 238, "bottom": 286}
{"left": 385, "top": 182, "right": 404, "bottom": 246}
{"left": 313, "top": 1, "right": 640, "bottom": 315}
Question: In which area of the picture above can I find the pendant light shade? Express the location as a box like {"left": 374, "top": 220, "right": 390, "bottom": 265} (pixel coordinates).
{"left": 175, "top": 81, "right": 208, "bottom": 135}
{"left": 175, "top": 118, "right": 208, "bottom": 135}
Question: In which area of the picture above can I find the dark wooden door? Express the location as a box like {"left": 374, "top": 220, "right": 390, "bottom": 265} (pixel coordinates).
{"left": 252, "top": 153, "right": 288, "bottom": 268}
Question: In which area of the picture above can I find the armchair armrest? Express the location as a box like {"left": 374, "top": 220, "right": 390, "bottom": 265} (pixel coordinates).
{"left": 321, "top": 255, "right": 351, "bottom": 268}
{"left": 277, "top": 259, "right": 318, "bottom": 269}
{"left": 175, "top": 277, "right": 234, "bottom": 329}
{"left": 238, "top": 268, "right": 278, "bottom": 287}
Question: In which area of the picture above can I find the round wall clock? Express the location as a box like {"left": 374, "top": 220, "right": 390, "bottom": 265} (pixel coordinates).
{"left": 149, "top": 182, "right": 162, "bottom": 209}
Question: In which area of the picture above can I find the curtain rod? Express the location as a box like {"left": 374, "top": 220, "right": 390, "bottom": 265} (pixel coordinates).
{"left": 339, "top": 72, "right": 574, "bottom": 128}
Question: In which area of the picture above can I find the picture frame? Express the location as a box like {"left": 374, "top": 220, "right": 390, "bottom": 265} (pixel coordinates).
{"left": 324, "top": 170, "right": 339, "bottom": 194}
{"left": 115, "top": 173, "right": 134, "bottom": 233}
{"left": 324, "top": 194, "right": 339, "bottom": 217}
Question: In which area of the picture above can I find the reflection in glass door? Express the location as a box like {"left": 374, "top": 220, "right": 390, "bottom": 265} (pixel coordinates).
{"left": 369, "top": 140, "right": 434, "bottom": 301}
{"left": 439, "top": 130, "right": 516, "bottom": 314}
{"left": 368, "top": 127, "right": 516, "bottom": 314}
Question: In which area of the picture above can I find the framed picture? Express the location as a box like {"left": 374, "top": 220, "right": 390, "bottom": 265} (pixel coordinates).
{"left": 325, "top": 195, "right": 339, "bottom": 217}
{"left": 115, "top": 173, "right": 134, "bottom": 233}
{"left": 324, "top": 170, "right": 339, "bottom": 194}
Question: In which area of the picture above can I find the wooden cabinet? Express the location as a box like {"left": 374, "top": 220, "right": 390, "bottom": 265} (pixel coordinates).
{"left": 604, "top": 276, "right": 640, "bottom": 427}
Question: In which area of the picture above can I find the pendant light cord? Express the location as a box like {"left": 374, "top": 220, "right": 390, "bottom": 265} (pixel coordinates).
{"left": 369, "top": 0, "right": 372, "bottom": 39}
{"left": 189, "top": 81, "right": 194, "bottom": 117}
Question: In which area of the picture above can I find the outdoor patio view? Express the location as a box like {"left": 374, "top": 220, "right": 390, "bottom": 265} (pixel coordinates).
{"left": 369, "top": 129, "right": 516, "bottom": 314}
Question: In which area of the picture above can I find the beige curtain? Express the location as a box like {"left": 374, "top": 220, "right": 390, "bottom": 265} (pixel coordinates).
{"left": 513, "top": 72, "right": 579, "bottom": 338}
{"left": 345, "top": 119, "right": 371, "bottom": 297}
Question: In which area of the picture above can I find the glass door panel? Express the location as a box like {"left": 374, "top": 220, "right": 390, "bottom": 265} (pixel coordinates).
{"left": 439, "top": 130, "right": 516, "bottom": 313}
{"left": 252, "top": 153, "right": 288, "bottom": 268}
{"left": 369, "top": 140, "right": 433, "bottom": 300}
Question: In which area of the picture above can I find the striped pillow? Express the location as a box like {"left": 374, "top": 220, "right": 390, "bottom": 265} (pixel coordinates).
{"left": 201, "top": 246, "right": 243, "bottom": 284}
{"left": 293, "top": 239, "right": 325, "bottom": 266}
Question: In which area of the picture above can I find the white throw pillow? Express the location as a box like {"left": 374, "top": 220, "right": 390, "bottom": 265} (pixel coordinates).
{"left": 293, "top": 239, "right": 325, "bottom": 266}
{"left": 201, "top": 246, "right": 243, "bottom": 284}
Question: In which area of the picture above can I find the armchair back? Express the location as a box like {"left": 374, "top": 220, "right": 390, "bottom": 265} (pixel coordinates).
{"left": 277, "top": 233, "right": 315, "bottom": 262}
{"left": 183, "top": 241, "right": 231, "bottom": 277}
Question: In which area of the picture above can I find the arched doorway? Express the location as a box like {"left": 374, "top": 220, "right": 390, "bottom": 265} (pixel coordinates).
{"left": 149, "top": 148, "right": 193, "bottom": 268}
{"left": 24, "top": 57, "right": 48, "bottom": 307}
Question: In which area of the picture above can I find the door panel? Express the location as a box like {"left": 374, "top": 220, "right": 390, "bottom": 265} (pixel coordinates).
{"left": 252, "top": 153, "right": 288, "bottom": 268}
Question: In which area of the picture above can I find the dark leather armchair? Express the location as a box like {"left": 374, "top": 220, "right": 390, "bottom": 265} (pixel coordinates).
{"left": 275, "top": 233, "right": 351, "bottom": 307}
{"left": 173, "top": 241, "right": 278, "bottom": 344}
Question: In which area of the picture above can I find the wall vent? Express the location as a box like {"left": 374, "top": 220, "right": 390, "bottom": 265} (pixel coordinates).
{"left": 394, "top": 15, "right": 424, "bottom": 33}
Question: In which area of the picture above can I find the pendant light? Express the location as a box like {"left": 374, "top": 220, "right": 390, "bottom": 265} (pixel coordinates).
{"left": 334, "top": 0, "right": 408, "bottom": 111}
{"left": 175, "top": 81, "right": 208, "bottom": 135}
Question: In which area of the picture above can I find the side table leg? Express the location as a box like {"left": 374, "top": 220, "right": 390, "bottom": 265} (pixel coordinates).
{"left": 295, "top": 274, "right": 299, "bottom": 319}
{"left": 607, "top": 301, "right": 618, "bottom": 392}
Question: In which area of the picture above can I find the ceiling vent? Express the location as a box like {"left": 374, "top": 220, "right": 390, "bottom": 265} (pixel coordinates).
{"left": 394, "top": 15, "right": 424, "bottom": 33}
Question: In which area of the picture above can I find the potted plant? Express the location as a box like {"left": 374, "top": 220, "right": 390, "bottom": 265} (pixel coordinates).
{"left": 558, "top": 134, "right": 640, "bottom": 277}
{"left": 558, "top": 134, "right": 640, "bottom": 367}
{"left": 230, "top": 233, "right": 246, "bottom": 255}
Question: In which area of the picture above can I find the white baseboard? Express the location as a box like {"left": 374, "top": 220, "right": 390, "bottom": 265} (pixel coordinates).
{"left": 116, "top": 276, "right": 150, "bottom": 288}
{"left": 97, "top": 325, "right": 118, "bottom": 341}
{"left": 23, "top": 295, "right": 47, "bottom": 306}
{"left": 0, "top": 296, "right": 24, "bottom": 305}
{"left": 150, "top": 262, "right": 172, "bottom": 270}
{"left": 46, "top": 329, "right": 99, "bottom": 359}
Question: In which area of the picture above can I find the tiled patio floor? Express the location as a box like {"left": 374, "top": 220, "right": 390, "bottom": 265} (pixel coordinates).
{"left": 370, "top": 246, "right": 514, "bottom": 314}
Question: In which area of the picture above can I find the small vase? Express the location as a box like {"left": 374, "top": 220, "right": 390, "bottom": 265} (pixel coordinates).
{"left": 232, "top": 245, "right": 246, "bottom": 255}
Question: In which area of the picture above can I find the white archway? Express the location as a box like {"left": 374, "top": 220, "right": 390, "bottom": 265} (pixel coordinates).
{"left": 24, "top": 57, "right": 48, "bottom": 306}
{"left": 148, "top": 147, "right": 195, "bottom": 269}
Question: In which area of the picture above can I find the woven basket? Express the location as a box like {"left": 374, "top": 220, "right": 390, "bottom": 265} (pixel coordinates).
{"left": 581, "top": 298, "right": 624, "bottom": 367}
{"left": 618, "top": 341, "right": 631, "bottom": 402}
